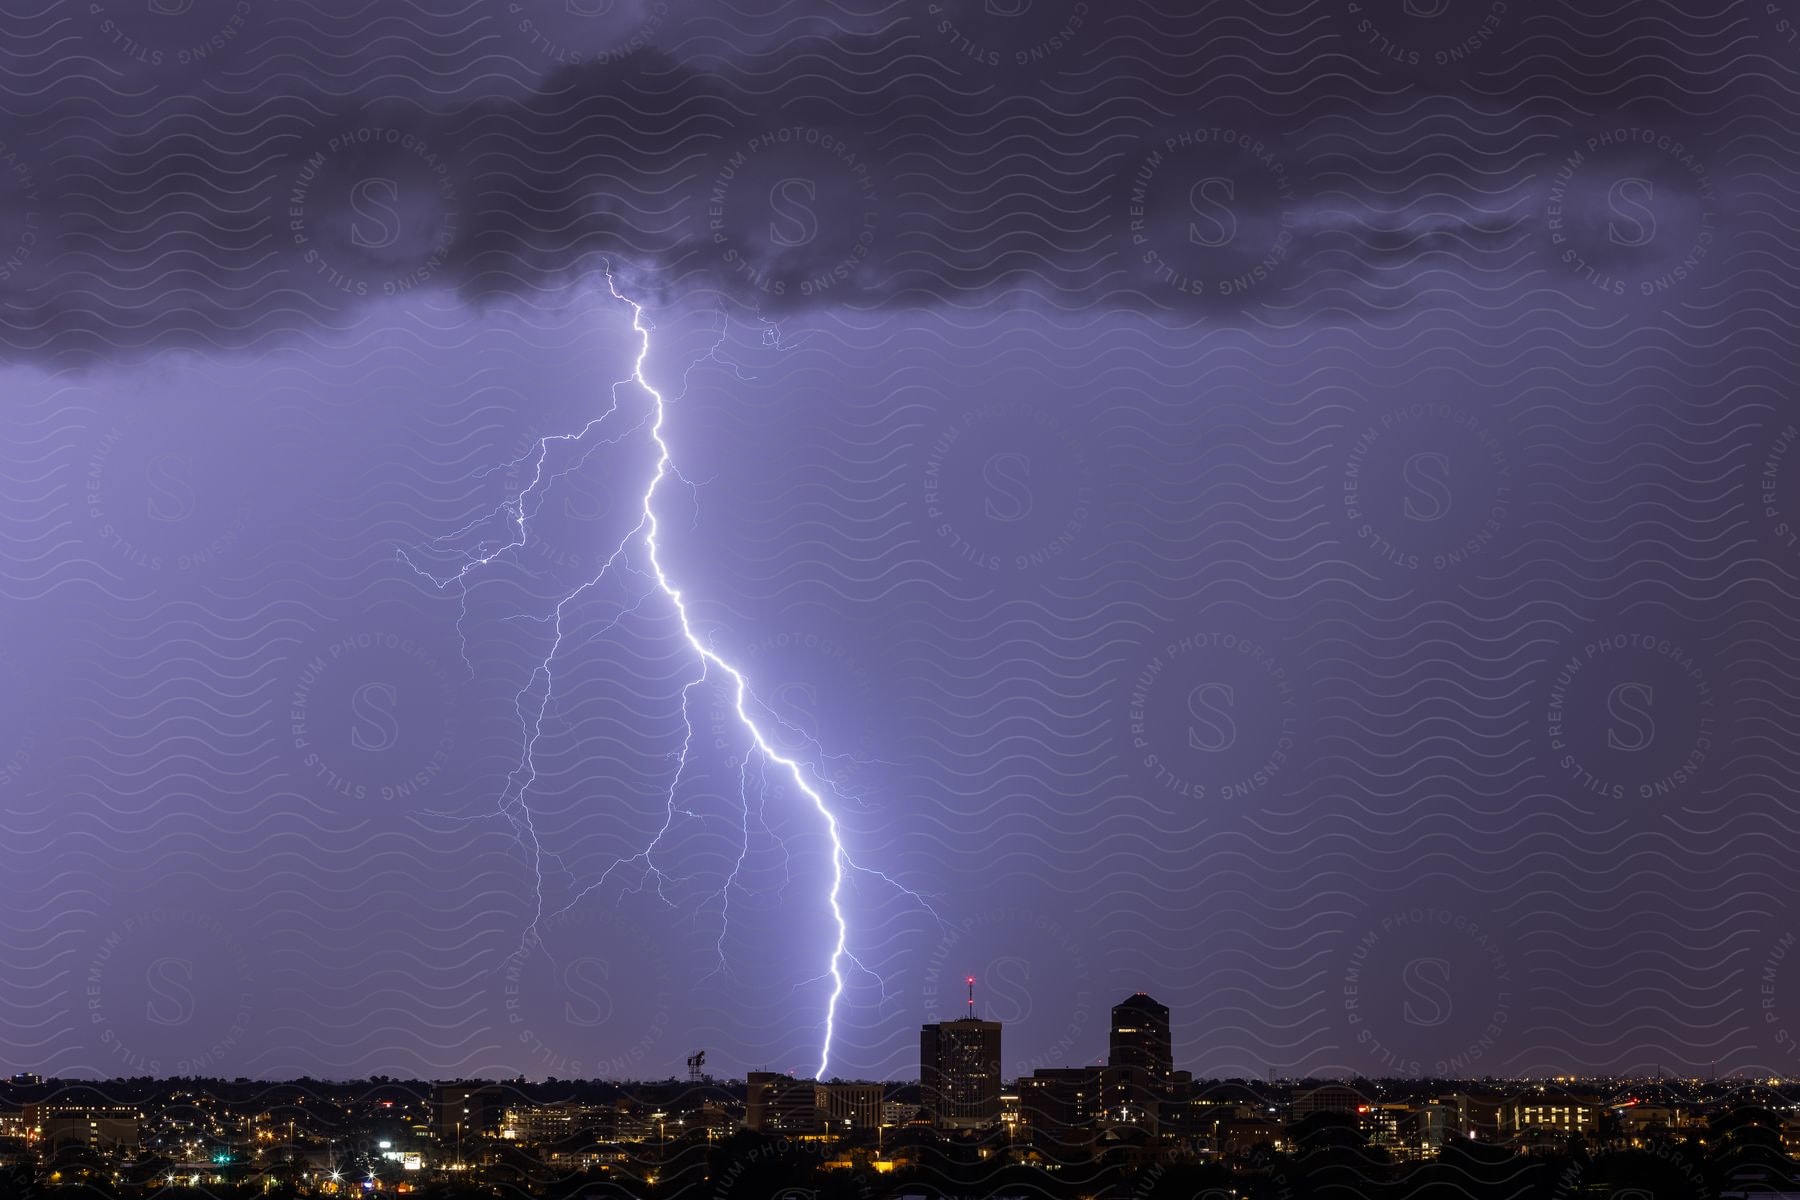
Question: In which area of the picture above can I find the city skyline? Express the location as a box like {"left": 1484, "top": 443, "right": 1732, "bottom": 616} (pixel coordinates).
{"left": 5, "top": 983, "right": 1786, "bottom": 1088}
{"left": 7, "top": 1057, "right": 1797, "bottom": 1199}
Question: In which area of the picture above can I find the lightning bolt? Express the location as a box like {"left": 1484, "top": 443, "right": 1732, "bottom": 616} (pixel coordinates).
{"left": 402, "top": 276, "right": 933, "bottom": 1079}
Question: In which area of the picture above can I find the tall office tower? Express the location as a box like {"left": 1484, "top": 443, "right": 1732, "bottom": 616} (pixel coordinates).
{"left": 745, "top": 1072, "right": 820, "bottom": 1133}
{"left": 920, "top": 1003, "right": 1003, "bottom": 1130}
{"left": 1108, "top": 992, "right": 1173, "bottom": 1076}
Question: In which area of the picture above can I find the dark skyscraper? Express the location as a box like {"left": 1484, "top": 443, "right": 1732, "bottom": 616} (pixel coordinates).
{"left": 1109, "top": 993, "right": 1173, "bottom": 1076}
{"left": 920, "top": 1017, "right": 1003, "bottom": 1130}
{"left": 745, "top": 1072, "right": 819, "bottom": 1133}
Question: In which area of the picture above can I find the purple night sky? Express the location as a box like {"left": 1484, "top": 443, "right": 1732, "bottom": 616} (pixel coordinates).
{"left": 0, "top": 0, "right": 1796, "bottom": 1085}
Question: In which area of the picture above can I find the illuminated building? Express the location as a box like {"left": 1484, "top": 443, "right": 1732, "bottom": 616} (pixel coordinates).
{"left": 1109, "top": 993, "right": 1173, "bottom": 1077}
{"left": 25, "top": 1104, "right": 141, "bottom": 1152}
{"left": 816, "top": 1082, "right": 884, "bottom": 1132}
{"left": 499, "top": 1104, "right": 575, "bottom": 1142}
{"left": 1019, "top": 1067, "right": 1103, "bottom": 1155}
{"left": 1400, "top": 1102, "right": 1457, "bottom": 1160}
{"left": 1499, "top": 1095, "right": 1598, "bottom": 1139}
{"left": 1100, "top": 993, "right": 1178, "bottom": 1136}
{"left": 745, "top": 1072, "right": 820, "bottom": 1133}
{"left": 920, "top": 1018, "right": 1002, "bottom": 1130}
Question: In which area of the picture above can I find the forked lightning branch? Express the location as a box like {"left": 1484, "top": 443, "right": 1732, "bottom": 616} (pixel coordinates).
{"left": 401, "top": 279, "right": 932, "bottom": 1077}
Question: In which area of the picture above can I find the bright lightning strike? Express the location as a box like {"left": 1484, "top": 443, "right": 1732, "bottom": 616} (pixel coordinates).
{"left": 402, "top": 277, "right": 931, "bottom": 1078}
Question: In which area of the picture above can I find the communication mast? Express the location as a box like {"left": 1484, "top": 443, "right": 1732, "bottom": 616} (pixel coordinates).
{"left": 687, "top": 1049, "right": 705, "bottom": 1083}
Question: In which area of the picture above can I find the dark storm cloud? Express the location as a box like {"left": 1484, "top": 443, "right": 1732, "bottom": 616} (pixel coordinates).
{"left": 0, "top": 0, "right": 1760, "bottom": 363}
